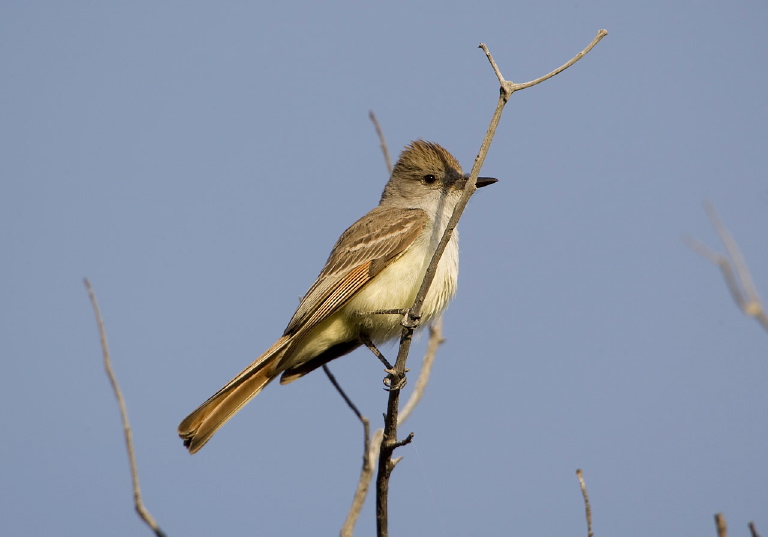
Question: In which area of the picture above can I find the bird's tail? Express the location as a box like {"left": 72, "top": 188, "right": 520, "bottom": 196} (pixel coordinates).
{"left": 178, "top": 335, "right": 291, "bottom": 454}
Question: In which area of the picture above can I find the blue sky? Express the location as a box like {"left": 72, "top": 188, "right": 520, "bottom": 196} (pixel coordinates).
{"left": 2, "top": 2, "right": 766, "bottom": 536}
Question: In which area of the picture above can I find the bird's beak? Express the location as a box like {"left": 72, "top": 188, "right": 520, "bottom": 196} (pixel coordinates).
{"left": 471, "top": 175, "right": 498, "bottom": 188}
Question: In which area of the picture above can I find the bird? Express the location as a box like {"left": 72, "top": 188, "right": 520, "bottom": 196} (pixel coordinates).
{"left": 178, "top": 140, "right": 497, "bottom": 453}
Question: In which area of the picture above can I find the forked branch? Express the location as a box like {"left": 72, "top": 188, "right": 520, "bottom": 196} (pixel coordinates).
{"left": 375, "top": 31, "right": 608, "bottom": 537}
{"left": 687, "top": 202, "right": 768, "bottom": 332}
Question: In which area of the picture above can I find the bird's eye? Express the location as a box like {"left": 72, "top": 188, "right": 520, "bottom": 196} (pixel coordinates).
{"left": 423, "top": 174, "right": 437, "bottom": 184}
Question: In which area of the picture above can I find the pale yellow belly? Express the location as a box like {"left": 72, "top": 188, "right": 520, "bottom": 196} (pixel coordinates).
{"left": 341, "top": 231, "right": 458, "bottom": 342}
{"left": 279, "top": 231, "right": 459, "bottom": 370}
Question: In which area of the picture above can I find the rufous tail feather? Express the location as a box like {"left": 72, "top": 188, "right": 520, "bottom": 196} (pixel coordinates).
{"left": 178, "top": 336, "right": 290, "bottom": 454}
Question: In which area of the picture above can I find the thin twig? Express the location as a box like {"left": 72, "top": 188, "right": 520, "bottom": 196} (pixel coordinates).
{"left": 687, "top": 202, "right": 768, "bottom": 332}
{"left": 390, "top": 432, "right": 414, "bottom": 450}
{"left": 749, "top": 521, "right": 761, "bottom": 537}
{"left": 704, "top": 202, "right": 761, "bottom": 303}
{"left": 84, "top": 279, "right": 166, "bottom": 537}
{"left": 715, "top": 513, "right": 728, "bottom": 537}
{"left": 369, "top": 110, "right": 393, "bottom": 174}
{"left": 323, "top": 365, "right": 375, "bottom": 537}
{"left": 341, "top": 429, "right": 382, "bottom": 537}
{"left": 323, "top": 365, "right": 366, "bottom": 422}
{"left": 375, "top": 32, "right": 608, "bottom": 537}
{"left": 480, "top": 30, "right": 608, "bottom": 95}
{"left": 576, "top": 469, "right": 593, "bottom": 537}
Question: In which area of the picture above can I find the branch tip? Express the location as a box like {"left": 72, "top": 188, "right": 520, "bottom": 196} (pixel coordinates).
{"left": 576, "top": 468, "right": 593, "bottom": 537}
{"left": 84, "top": 279, "right": 166, "bottom": 537}
{"left": 715, "top": 513, "right": 728, "bottom": 537}
{"left": 690, "top": 203, "right": 768, "bottom": 332}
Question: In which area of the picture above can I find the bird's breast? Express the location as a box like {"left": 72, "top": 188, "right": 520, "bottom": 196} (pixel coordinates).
{"left": 342, "top": 230, "right": 459, "bottom": 343}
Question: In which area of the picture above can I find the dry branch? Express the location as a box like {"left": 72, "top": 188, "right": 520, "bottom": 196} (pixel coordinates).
{"left": 84, "top": 279, "right": 167, "bottom": 537}
{"left": 334, "top": 118, "right": 448, "bottom": 536}
{"left": 715, "top": 512, "right": 728, "bottom": 537}
{"left": 375, "top": 31, "right": 608, "bottom": 537}
{"left": 369, "top": 111, "right": 393, "bottom": 175}
{"left": 687, "top": 202, "right": 768, "bottom": 332}
{"left": 333, "top": 318, "right": 445, "bottom": 537}
{"left": 576, "top": 469, "right": 593, "bottom": 537}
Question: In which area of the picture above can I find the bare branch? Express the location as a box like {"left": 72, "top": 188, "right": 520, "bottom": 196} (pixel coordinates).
{"left": 480, "top": 30, "right": 608, "bottom": 95}
{"left": 338, "top": 113, "right": 449, "bottom": 536}
{"left": 341, "top": 430, "right": 382, "bottom": 537}
{"left": 335, "top": 318, "right": 445, "bottom": 537}
{"left": 704, "top": 202, "right": 761, "bottom": 302}
{"left": 750, "top": 521, "right": 761, "bottom": 537}
{"left": 84, "top": 279, "right": 166, "bottom": 537}
{"left": 390, "top": 432, "right": 414, "bottom": 450}
{"left": 687, "top": 202, "right": 768, "bottom": 332}
{"left": 375, "top": 32, "right": 608, "bottom": 537}
{"left": 576, "top": 469, "right": 593, "bottom": 537}
{"left": 369, "top": 110, "right": 393, "bottom": 175}
{"left": 323, "top": 365, "right": 366, "bottom": 423}
{"left": 715, "top": 512, "right": 728, "bottom": 537}
{"left": 323, "top": 364, "right": 376, "bottom": 537}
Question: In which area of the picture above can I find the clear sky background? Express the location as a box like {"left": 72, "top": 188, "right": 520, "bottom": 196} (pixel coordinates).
{"left": 2, "top": 2, "right": 766, "bottom": 536}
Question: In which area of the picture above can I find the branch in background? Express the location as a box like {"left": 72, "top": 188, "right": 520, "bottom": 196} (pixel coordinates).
{"left": 375, "top": 31, "right": 609, "bottom": 537}
{"left": 84, "top": 279, "right": 167, "bottom": 537}
{"left": 687, "top": 202, "right": 768, "bottom": 332}
{"left": 715, "top": 513, "right": 728, "bottom": 537}
{"left": 322, "top": 364, "right": 373, "bottom": 537}
{"left": 712, "top": 512, "right": 762, "bottom": 537}
{"left": 369, "top": 110, "right": 393, "bottom": 175}
{"left": 576, "top": 469, "right": 593, "bottom": 537}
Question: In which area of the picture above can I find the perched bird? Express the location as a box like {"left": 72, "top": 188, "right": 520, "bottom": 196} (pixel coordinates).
{"left": 178, "top": 140, "right": 497, "bottom": 453}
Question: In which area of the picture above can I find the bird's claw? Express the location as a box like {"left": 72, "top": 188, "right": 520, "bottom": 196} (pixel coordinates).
{"left": 401, "top": 311, "right": 421, "bottom": 329}
{"left": 383, "top": 368, "right": 409, "bottom": 391}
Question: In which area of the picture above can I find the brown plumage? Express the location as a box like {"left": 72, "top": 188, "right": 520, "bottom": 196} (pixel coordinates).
{"left": 178, "top": 141, "right": 496, "bottom": 453}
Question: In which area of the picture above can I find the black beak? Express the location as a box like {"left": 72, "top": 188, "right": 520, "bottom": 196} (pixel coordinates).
{"left": 472, "top": 175, "right": 498, "bottom": 188}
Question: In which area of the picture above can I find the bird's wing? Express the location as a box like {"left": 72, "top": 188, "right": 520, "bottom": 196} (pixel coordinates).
{"left": 283, "top": 206, "right": 428, "bottom": 337}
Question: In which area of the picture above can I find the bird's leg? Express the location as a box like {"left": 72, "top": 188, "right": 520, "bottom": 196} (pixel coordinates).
{"left": 365, "top": 308, "right": 421, "bottom": 329}
{"left": 367, "top": 308, "right": 408, "bottom": 316}
{"left": 361, "top": 335, "right": 393, "bottom": 369}
{"left": 401, "top": 310, "right": 421, "bottom": 330}
{"left": 360, "top": 335, "right": 408, "bottom": 391}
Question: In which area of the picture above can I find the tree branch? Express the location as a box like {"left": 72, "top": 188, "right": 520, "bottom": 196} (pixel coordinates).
{"left": 334, "top": 317, "right": 445, "bottom": 537}
{"left": 481, "top": 30, "right": 608, "bottom": 95}
{"left": 715, "top": 512, "right": 728, "bottom": 537}
{"left": 576, "top": 469, "right": 593, "bottom": 537}
{"left": 369, "top": 110, "right": 393, "bottom": 175}
{"left": 336, "top": 112, "right": 451, "bottom": 537}
{"left": 399, "top": 318, "right": 444, "bottom": 422}
{"left": 84, "top": 279, "right": 166, "bottom": 537}
{"left": 375, "top": 32, "right": 608, "bottom": 537}
{"left": 687, "top": 202, "right": 768, "bottom": 332}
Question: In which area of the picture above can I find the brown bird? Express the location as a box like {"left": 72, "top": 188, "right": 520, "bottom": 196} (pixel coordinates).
{"left": 178, "top": 141, "right": 497, "bottom": 453}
